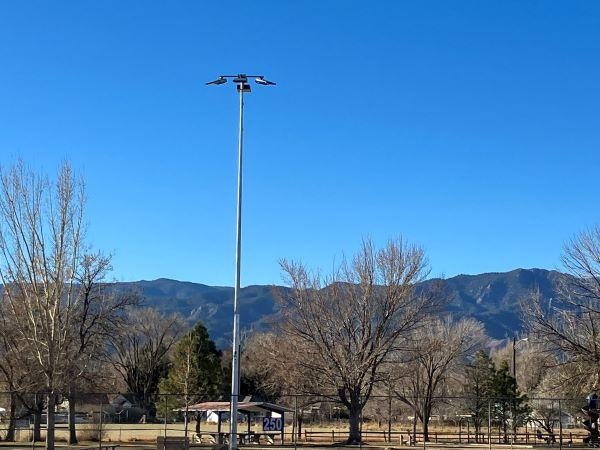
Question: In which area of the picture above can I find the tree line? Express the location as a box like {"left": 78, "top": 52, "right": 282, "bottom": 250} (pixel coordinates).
{"left": 2, "top": 161, "right": 599, "bottom": 447}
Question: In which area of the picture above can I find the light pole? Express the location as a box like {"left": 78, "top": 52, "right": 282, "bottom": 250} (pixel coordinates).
{"left": 206, "top": 74, "right": 276, "bottom": 450}
{"left": 512, "top": 337, "right": 528, "bottom": 382}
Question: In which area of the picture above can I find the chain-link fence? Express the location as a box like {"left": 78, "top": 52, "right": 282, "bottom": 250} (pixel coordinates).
{"left": 0, "top": 391, "right": 594, "bottom": 447}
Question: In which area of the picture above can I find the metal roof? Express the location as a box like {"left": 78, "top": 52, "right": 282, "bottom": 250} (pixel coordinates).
{"left": 184, "top": 401, "right": 293, "bottom": 414}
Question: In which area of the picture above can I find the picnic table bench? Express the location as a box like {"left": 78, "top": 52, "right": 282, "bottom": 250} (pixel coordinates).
{"left": 157, "top": 436, "right": 189, "bottom": 450}
{"left": 245, "top": 431, "right": 278, "bottom": 444}
{"left": 81, "top": 445, "right": 119, "bottom": 450}
{"left": 192, "top": 433, "right": 218, "bottom": 444}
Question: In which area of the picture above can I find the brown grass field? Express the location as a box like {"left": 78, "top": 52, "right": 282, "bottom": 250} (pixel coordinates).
{"left": 0, "top": 420, "right": 590, "bottom": 447}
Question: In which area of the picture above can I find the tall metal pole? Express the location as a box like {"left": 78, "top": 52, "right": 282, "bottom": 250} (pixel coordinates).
{"left": 229, "top": 86, "right": 244, "bottom": 450}
{"left": 512, "top": 336, "right": 516, "bottom": 378}
{"left": 208, "top": 72, "right": 275, "bottom": 450}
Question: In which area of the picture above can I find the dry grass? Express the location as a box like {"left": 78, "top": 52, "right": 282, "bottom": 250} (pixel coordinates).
{"left": 1, "top": 421, "right": 590, "bottom": 445}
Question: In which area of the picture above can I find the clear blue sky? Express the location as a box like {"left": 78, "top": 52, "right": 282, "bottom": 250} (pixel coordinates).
{"left": 1, "top": 1, "right": 599, "bottom": 285}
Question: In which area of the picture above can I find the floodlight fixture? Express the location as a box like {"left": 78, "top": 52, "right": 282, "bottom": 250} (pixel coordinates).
{"left": 206, "top": 76, "right": 227, "bottom": 85}
{"left": 207, "top": 74, "right": 277, "bottom": 89}
{"left": 255, "top": 76, "right": 276, "bottom": 86}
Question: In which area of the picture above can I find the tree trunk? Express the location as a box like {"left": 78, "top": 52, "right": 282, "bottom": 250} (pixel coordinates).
{"left": 184, "top": 405, "right": 189, "bottom": 438}
{"left": 297, "top": 412, "right": 303, "bottom": 440}
{"left": 33, "top": 407, "right": 42, "bottom": 442}
{"left": 474, "top": 421, "right": 481, "bottom": 444}
{"left": 195, "top": 413, "right": 201, "bottom": 434}
{"left": 412, "top": 410, "right": 417, "bottom": 444}
{"left": 422, "top": 402, "right": 431, "bottom": 442}
{"left": 347, "top": 403, "right": 361, "bottom": 444}
{"left": 67, "top": 393, "right": 78, "bottom": 444}
{"left": 5, "top": 392, "right": 17, "bottom": 441}
{"left": 46, "top": 393, "right": 56, "bottom": 450}
{"left": 422, "top": 416, "right": 430, "bottom": 442}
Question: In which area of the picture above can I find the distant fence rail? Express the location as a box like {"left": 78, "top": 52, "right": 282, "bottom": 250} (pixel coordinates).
{"left": 0, "top": 392, "right": 592, "bottom": 447}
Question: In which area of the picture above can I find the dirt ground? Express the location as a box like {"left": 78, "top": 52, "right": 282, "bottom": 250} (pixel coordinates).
{"left": 0, "top": 421, "right": 589, "bottom": 448}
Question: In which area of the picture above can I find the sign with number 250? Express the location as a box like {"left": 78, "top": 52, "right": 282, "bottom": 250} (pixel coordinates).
{"left": 262, "top": 417, "right": 282, "bottom": 431}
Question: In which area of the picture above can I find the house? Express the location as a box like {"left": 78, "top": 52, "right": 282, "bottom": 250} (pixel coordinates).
{"left": 106, "top": 394, "right": 145, "bottom": 423}
{"left": 110, "top": 393, "right": 138, "bottom": 410}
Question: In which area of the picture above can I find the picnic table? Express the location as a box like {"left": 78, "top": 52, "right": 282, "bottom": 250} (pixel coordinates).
{"left": 157, "top": 436, "right": 189, "bottom": 450}
{"left": 192, "top": 431, "right": 278, "bottom": 445}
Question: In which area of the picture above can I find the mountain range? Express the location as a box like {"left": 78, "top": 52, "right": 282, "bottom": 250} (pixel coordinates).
{"left": 120, "top": 267, "right": 564, "bottom": 349}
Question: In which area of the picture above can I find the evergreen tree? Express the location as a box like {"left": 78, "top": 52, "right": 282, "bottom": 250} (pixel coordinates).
{"left": 158, "top": 322, "right": 223, "bottom": 433}
{"left": 490, "top": 360, "right": 530, "bottom": 443}
{"left": 463, "top": 350, "right": 495, "bottom": 442}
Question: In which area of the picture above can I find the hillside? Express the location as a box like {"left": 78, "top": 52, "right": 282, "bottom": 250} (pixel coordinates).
{"left": 122, "top": 268, "right": 564, "bottom": 348}
{"left": 436, "top": 268, "right": 563, "bottom": 338}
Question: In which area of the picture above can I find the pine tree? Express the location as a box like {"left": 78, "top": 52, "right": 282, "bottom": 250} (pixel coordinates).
{"left": 463, "top": 350, "right": 495, "bottom": 442}
{"left": 158, "top": 322, "right": 223, "bottom": 434}
{"left": 490, "top": 360, "right": 530, "bottom": 443}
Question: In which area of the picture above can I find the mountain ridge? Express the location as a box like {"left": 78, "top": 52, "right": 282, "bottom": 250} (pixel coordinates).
{"left": 118, "top": 267, "right": 564, "bottom": 348}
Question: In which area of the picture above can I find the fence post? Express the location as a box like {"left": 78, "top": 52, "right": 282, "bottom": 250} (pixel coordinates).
{"left": 31, "top": 393, "right": 36, "bottom": 450}
{"left": 164, "top": 394, "right": 167, "bottom": 439}
{"left": 99, "top": 399, "right": 103, "bottom": 450}
{"left": 359, "top": 398, "right": 363, "bottom": 450}
{"left": 559, "top": 399, "right": 563, "bottom": 450}
{"left": 512, "top": 399, "right": 515, "bottom": 445}
{"left": 422, "top": 399, "right": 426, "bottom": 450}
{"left": 388, "top": 387, "right": 392, "bottom": 444}
{"left": 488, "top": 400, "right": 492, "bottom": 450}
{"left": 467, "top": 420, "right": 470, "bottom": 444}
{"left": 293, "top": 396, "right": 297, "bottom": 450}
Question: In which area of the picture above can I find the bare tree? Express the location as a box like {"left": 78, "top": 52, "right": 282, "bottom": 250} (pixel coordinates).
{"left": 110, "top": 308, "right": 183, "bottom": 420}
{"left": 393, "top": 317, "right": 487, "bottom": 441}
{"left": 240, "top": 332, "right": 284, "bottom": 400}
{"left": 523, "top": 225, "right": 600, "bottom": 392}
{"left": 276, "top": 238, "right": 438, "bottom": 443}
{"left": 0, "top": 162, "right": 138, "bottom": 447}
{"left": 241, "top": 332, "right": 323, "bottom": 439}
{"left": 63, "top": 253, "right": 139, "bottom": 444}
{"left": 527, "top": 372, "right": 565, "bottom": 443}
{"left": 0, "top": 161, "right": 89, "bottom": 450}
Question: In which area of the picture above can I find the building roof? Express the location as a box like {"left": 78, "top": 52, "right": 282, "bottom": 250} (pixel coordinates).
{"left": 184, "top": 401, "right": 293, "bottom": 414}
